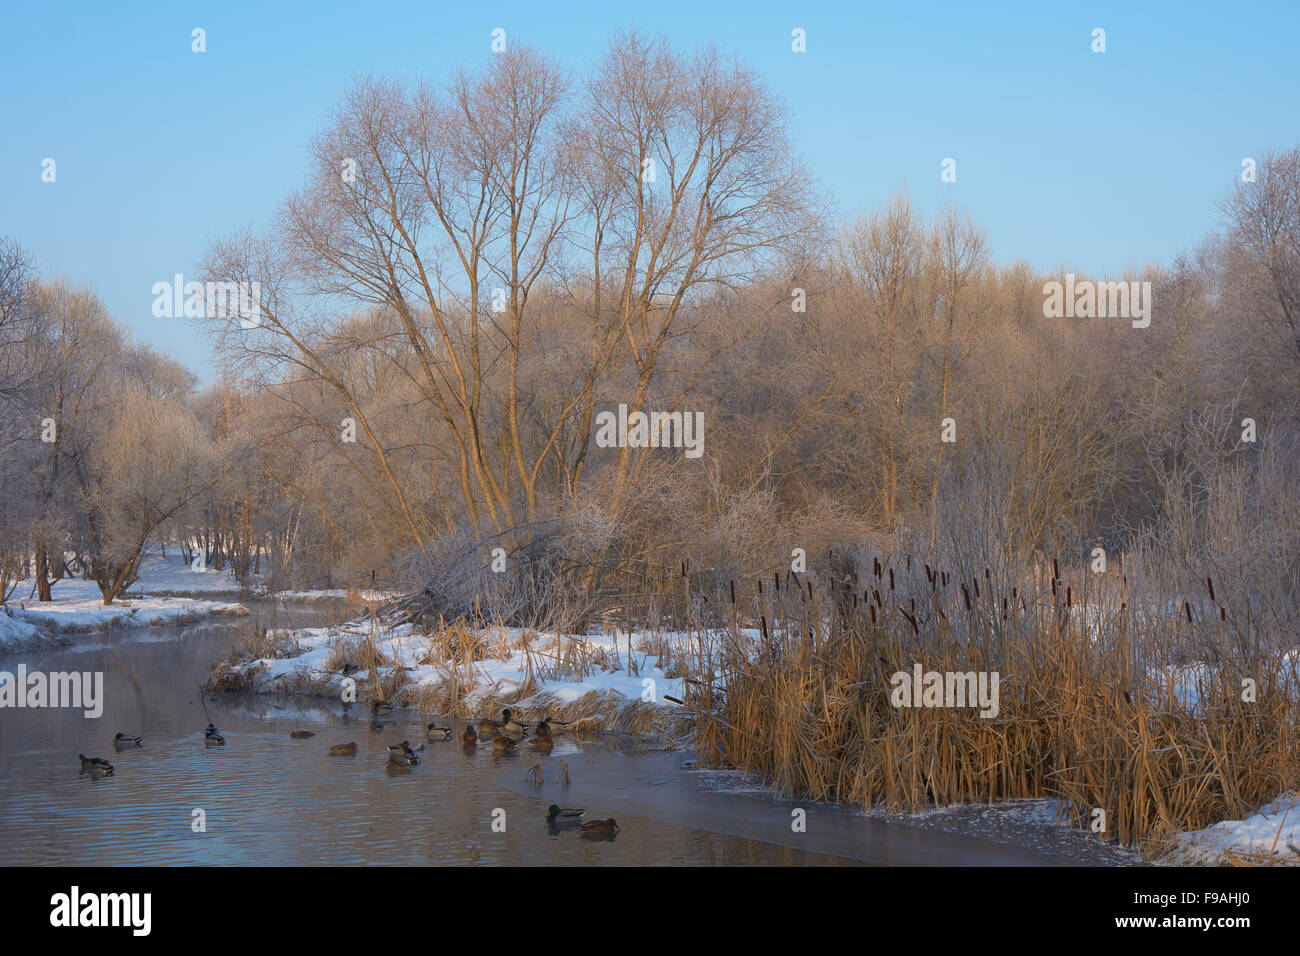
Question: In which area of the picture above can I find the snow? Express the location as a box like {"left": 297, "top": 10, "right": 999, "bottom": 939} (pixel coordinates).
{"left": 1163, "top": 792, "right": 1300, "bottom": 865}
{"left": 2, "top": 553, "right": 249, "bottom": 637}
{"left": 210, "top": 617, "right": 732, "bottom": 728}
{"left": 0, "top": 610, "right": 46, "bottom": 650}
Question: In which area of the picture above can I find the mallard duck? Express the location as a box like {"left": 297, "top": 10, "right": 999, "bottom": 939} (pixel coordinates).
{"left": 491, "top": 734, "right": 521, "bottom": 753}
{"left": 204, "top": 726, "right": 226, "bottom": 747}
{"left": 478, "top": 707, "right": 526, "bottom": 737}
{"left": 388, "top": 740, "right": 423, "bottom": 764}
{"left": 328, "top": 742, "right": 358, "bottom": 756}
{"left": 113, "top": 733, "right": 143, "bottom": 748}
{"left": 290, "top": 730, "right": 315, "bottom": 739}
{"left": 461, "top": 725, "right": 478, "bottom": 746}
{"left": 541, "top": 716, "right": 571, "bottom": 736}
{"left": 578, "top": 818, "right": 620, "bottom": 839}
{"left": 533, "top": 720, "right": 552, "bottom": 741}
{"left": 79, "top": 754, "right": 114, "bottom": 773}
{"left": 369, "top": 720, "right": 385, "bottom": 732}
{"left": 425, "top": 724, "right": 453, "bottom": 741}
{"left": 85, "top": 764, "right": 115, "bottom": 779}
{"left": 386, "top": 753, "right": 413, "bottom": 771}
{"left": 545, "top": 805, "right": 585, "bottom": 826}
{"left": 370, "top": 700, "right": 394, "bottom": 717}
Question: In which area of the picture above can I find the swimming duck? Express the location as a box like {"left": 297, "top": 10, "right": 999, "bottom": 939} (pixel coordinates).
{"left": 369, "top": 720, "right": 386, "bottom": 732}
{"left": 545, "top": 805, "right": 585, "bottom": 826}
{"left": 533, "top": 720, "right": 552, "bottom": 741}
{"left": 79, "top": 754, "right": 114, "bottom": 773}
{"left": 425, "top": 724, "right": 453, "bottom": 741}
{"left": 578, "top": 818, "right": 620, "bottom": 839}
{"left": 113, "top": 733, "right": 143, "bottom": 748}
{"left": 386, "top": 753, "right": 413, "bottom": 771}
{"left": 478, "top": 707, "right": 526, "bottom": 737}
{"left": 529, "top": 736, "right": 553, "bottom": 753}
{"left": 328, "top": 742, "right": 358, "bottom": 756}
{"left": 491, "top": 734, "right": 521, "bottom": 753}
{"left": 461, "top": 725, "right": 478, "bottom": 746}
{"left": 541, "top": 716, "right": 571, "bottom": 736}
{"left": 370, "top": 700, "right": 394, "bottom": 717}
{"left": 290, "top": 730, "right": 315, "bottom": 739}
{"left": 85, "top": 763, "right": 115, "bottom": 779}
{"left": 388, "top": 741, "right": 423, "bottom": 764}
{"left": 204, "top": 726, "right": 226, "bottom": 747}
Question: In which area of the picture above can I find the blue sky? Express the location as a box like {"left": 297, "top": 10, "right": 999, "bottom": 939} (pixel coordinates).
{"left": 2, "top": 1, "right": 1297, "bottom": 383}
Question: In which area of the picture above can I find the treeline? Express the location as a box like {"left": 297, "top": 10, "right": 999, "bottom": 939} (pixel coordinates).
{"left": 3, "top": 33, "right": 1298, "bottom": 632}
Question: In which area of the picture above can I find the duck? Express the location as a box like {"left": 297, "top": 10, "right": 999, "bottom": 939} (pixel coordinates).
{"left": 461, "top": 725, "right": 478, "bottom": 746}
{"left": 545, "top": 805, "right": 585, "bottom": 827}
{"left": 204, "top": 725, "right": 226, "bottom": 747}
{"left": 85, "top": 763, "right": 115, "bottom": 779}
{"left": 290, "top": 730, "right": 315, "bottom": 739}
{"left": 578, "top": 818, "right": 620, "bottom": 839}
{"left": 113, "top": 733, "right": 143, "bottom": 749}
{"left": 541, "top": 716, "right": 571, "bottom": 736}
{"left": 425, "top": 724, "right": 453, "bottom": 741}
{"left": 370, "top": 700, "right": 394, "bottom": 717}
{"left": 478, "top": 707, "right": 526, "bottom": 737}
{"left": 386, "top": 753, "right": 413, "bottom": 771}
{"left": 328, "top": 742, "right": 358, "bottom": 756}
{"left": 369, "top": 720, "right": 386, "bottom": 733}
{"left": 79, "top": 754, "right": 114, "bottom": 773}
{"left": 490, "top": 734, "right": 521, "bottom": 753}
{"left": 533, "top": 720, "right": 552, "bottom": 742}
{"left": 388, "top": 741, "right": 423, "bottom": 764}
{"left": 529, "top": 736, "right": 553, "bottom": 753}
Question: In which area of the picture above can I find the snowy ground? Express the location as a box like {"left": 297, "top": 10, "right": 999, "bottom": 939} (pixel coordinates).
{"left": 1, "top": 553, "right": 249, "bottom": 642}
{"left": 1161, "top": 792, "right": 1300, "bottom": 865}
{"left": 207, "top": 617, "right": 740, "bottom": 733}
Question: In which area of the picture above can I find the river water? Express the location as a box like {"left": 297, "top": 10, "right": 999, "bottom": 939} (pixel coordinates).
{"left": 0, "top": 600, "right": 1132, "bottom": 866}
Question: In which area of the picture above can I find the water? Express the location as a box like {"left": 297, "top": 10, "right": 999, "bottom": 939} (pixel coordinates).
{"left": 0, "top": 602, "right": 1129, "bottom": 865}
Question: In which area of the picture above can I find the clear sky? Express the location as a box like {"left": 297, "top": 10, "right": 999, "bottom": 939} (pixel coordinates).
{"left": 3, "top": 0, "right": 1297, "bottom": 384}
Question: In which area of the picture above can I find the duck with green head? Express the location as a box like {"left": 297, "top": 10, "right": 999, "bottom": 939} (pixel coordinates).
{"left": 386, "top": 752, "right": 413, "bottom": 771}
{"left": 204, "top": 724, "right": 225, "bottom": 747}
{"left": 461, "top": 725, "right": 478, "bottom": 746}
{"left": 79, "top": 754, "right": 114, "bottom": 773}
{"left": 388, "top": 740, "right": 423, "bottom": 764}
{"left": 370, "top": 699, "right": 394, "bottom": 717}
{"left": 545, "top": 805, "right": 585, "bottom": 827}
{"left": 113, "top": 733, "right": 142, "bottom": 749}
{"left": 425, "top": 724, "right": 452, "bottom": 741}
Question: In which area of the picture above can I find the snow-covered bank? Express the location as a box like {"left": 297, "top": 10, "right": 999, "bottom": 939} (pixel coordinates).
{"left": 1161, "top": 792, "right": 1300, "bottom": 865}
{"left": 205, "top": 617, "right": 720, "bottom": 735}
{"left": 0, "top": 611, "right": 47, "bottom": 651}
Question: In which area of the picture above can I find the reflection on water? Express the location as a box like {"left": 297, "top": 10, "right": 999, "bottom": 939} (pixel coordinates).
{"left": 0, "top": 602, "right": 1130, "bottom": 866}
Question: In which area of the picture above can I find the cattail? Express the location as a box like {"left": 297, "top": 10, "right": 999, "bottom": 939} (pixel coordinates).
{"left": 1052, "top": 558, "right": 1059, "bottom": 581}
{"left": 1206, "top": 576, "right": 1216, "bottom": 603}
{"left": 1051, "top": 578, "right": 1057, "bottom": 598}
{"left": 984, "top": 566, "right": 990, "bottom": 580}
{"left": 1184, "top": 601, "right": 1192, "bottom": 623}
{"left": 852, "top": 593, "right": 858, "bottom": 609}
{"left": 760, "top": 615, "right": 768, "bottom": 640}
{"left": 889, "top": 569, "right": 895, "bottom": 591}
{"left": 774, "top": 571, "right": 780, "bottom": 593}
{"left": 681, "top": 561, "right": 687, "bottom": 578}
{"left": 961, "top": 583, "right": 971, "bottom": 611}
{"left": 906, "top": 555, "right": 912, "bottom": 569}
{"left": 1220, "top": 607, "right": 1225, "bottom": 621}
{"left": 874, "top": 557, "right": 881, "bottom": 578}
{"left": 973, "top": 577, "right": 980, "bottom": 599}
{"left": 807, "top": 580, "right": 813, "bottom": 600}
{"left": 1066, "top": 586, "right": 1072, "bottom": 608}
{"left": 941, "top": 571, "right": 948, "bottom": 588}
{"left": 729, "top": 580, "right": 736, "bottom": 604}
{"left": 757, "top": 579, "right": 763, "bottom": 595}
{"left": 910, "top": 598, "right": 915, "bottom": 614}
{"left": 869, "top": 605, "right": 876, "bottom": 625}
{"left": 873, "top": 589, "right": 882, "bottom": 608}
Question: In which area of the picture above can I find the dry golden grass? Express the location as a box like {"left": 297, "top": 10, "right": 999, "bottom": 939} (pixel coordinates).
{"left": 686, "top": 558, "right": 1300, "bottom": 855}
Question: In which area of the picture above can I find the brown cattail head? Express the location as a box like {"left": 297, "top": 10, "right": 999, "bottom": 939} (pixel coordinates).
{"left": 1206, "top": 576, "right": 1216, "bottom": 603}
{"left": 1053, "top": 558, "right": 1060, "bottom": 580}
{"left": 961, "top": 583, "right": 971, "bottom": 611}
{"left": 1184, "top": 601, "right": 1192, "bottom": 623}
{"left": 889, "top": 569, "right": 895, "bottom": 591}
{"left": 874, "top": 557, "right": 881, "bottom": 579}
{"left": 869, "top": 605, "right": 876, "bottom": 625}
{"left": 1220, "top": 607, "right": 1225, "bottom": 621}
{"left": 760, "top": 615, "right": 768, "bottom": 640}
{"left": 1066, "top": 586, "right": 1072, "bottom": 608}
{"left": 973, "top": 578, "right": 980, "bottom": 599}
{"left": 807, "top": 580, "right": 813, "bottom": 600}
{"left": 729, "top": 580, "right": 736, "bottom": 605}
